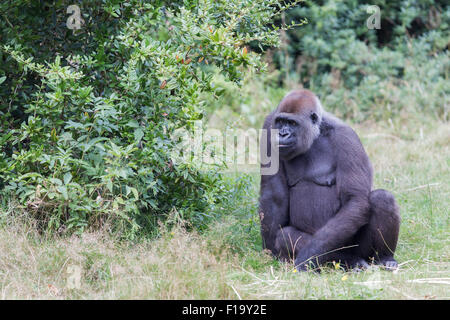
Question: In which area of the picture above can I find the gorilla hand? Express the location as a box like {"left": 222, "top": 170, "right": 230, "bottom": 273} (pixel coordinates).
{"left": 295, "top": 247, "right": 320, "bottom": 272}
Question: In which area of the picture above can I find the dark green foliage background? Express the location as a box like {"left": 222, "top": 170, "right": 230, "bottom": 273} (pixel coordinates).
{"left": 273, "top": 0, "right": 448, "bottom": 120}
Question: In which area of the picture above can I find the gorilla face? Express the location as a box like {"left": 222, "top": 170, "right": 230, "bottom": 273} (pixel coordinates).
{"left": 273, "top": 111, "right": 321, "bottom": 160}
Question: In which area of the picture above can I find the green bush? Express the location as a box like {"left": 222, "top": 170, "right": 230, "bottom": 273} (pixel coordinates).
{"left": 0, "top": 0, "right": 302, "bottom": 237}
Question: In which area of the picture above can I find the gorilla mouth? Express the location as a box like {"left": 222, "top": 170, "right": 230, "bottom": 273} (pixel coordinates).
{"left": 278, "top": 143, "right": 294, "bottom": 148}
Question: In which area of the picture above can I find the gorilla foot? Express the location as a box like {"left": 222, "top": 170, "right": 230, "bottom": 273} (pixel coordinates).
{"left": 377, "top": 257, "right": 398, "bottom": 271}
{"left": 349, "top": 258, "right": 370, "bottom": 272}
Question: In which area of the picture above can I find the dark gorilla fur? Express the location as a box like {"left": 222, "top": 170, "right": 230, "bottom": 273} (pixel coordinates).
{"left": 259, "top": 90, "right": 400, "bottom": 271}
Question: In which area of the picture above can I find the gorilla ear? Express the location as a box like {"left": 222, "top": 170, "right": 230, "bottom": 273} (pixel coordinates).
{"left": 310, "top": 113, "right": 318, "bottom": 124}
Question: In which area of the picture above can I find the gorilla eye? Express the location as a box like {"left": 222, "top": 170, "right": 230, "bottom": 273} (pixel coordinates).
{"left": 310, "top": 113, "right": 318, "bottom": 124}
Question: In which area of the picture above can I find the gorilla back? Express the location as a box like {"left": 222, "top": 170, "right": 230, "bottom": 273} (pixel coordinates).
{"left": 259, "top": 90, "right": 400, "bottom": 271}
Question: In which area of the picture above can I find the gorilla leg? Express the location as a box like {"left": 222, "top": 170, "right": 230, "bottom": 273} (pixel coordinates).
{"left": 354, "top": 189, "right": 400, "bottom": 269}
{"left": 293, "top": 189, "right": 400, "bottom": 271}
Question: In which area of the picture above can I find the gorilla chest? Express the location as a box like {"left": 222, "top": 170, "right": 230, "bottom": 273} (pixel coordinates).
{"left": 284, "top": 138, "right": 341, "bottom": 233}
{"left": 288, "top": 182, "right": 340, "bottom": 233}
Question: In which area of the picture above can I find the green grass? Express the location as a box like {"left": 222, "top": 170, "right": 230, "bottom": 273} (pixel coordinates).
{"left": 0, "top": 117, "right": 448, "bottom": 299}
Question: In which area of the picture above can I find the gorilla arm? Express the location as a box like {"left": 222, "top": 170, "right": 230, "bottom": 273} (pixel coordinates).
{"left": 294, "top": 126, "right": 373, "bottom": 268}
{"left": 259, "top": 113, "right": 290, "bottom": 256}
{"left": 259, "top": 163, "right": 290, "bottom": 256}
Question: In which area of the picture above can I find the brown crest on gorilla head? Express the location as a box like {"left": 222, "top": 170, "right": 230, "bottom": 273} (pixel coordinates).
{"left": 277, "top": 89, "right": 319, "bottom": 114}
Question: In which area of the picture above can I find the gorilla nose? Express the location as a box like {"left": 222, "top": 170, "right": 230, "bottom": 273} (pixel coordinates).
{"left": 279, "top": 130, "right": 289, "bottom": 138}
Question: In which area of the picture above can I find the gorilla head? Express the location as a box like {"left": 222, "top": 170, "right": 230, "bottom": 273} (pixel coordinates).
{"left": 273, "top": 90, "right": 323, "bottom": 160}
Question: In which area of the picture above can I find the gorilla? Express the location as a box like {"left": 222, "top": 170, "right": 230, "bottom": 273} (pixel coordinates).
{"left": 259, "top": 89, "right": 400, "bottom": 271}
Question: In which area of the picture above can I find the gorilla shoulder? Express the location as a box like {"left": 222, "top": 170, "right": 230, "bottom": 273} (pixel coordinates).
{"left": 321, "top": 112, "right": 373, "bottom": 195}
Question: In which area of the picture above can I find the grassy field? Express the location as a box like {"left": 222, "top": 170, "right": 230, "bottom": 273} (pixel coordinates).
{"left": 0, "top": 116, "right": 448, "bottom": 299}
